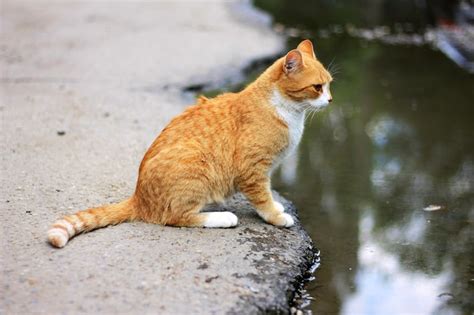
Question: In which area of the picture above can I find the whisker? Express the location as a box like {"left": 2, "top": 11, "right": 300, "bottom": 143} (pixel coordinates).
{"left": 304, "top": 107, "right": 314, "bottom": 123}
{"left": 330, "top": 68, "right": 340, "bottom": 77}
{"left": 309, "top": 110, "right": 317, "bottom": 124}
{"left": 304, "top": 110, "right": 312, "bottom": 124}
{"left": 327, "top": 57, "right": 336, "bottom": 72}
{"left": 327, "top": 61, "right": 341, "bottom": 80}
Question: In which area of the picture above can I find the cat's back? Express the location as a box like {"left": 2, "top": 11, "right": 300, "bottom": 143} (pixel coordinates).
{"left": 167, "top": 92, "right": 239, "bottom": 134}
{"left": 141, "top": 93, "right": 240, "bottom": 166}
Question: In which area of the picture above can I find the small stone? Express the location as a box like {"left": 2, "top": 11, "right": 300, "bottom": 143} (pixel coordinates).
{"left": 197, "top": 263, "right": 209, "bottom": 270}
{"left": 247, "top": 285, "right": 259, "bottom": 293}
{"left": 205, "top": 276, "right": 219, "bottom": 283}
{"left": 57, "top": 130, "right": 66, "bottom": 136}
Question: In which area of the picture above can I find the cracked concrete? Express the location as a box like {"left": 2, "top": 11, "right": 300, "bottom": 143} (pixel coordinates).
{"left": 0, "top": 1, "right": 314, "bottom": 314}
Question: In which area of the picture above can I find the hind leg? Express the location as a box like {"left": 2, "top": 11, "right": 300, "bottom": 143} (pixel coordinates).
{"left": 171, "top": 210, "right": 238, "bottom": 228}
{"left": 164, "top": 199, "right": 238, "bottom": 228}
{"left": 178, "top": 211, "right": 238, "bottom": 228}
{"left": 137, "top": 163, "right": 238, "bottom": 228}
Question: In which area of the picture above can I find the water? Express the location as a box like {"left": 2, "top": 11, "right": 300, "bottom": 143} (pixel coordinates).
{"left": 251, "top": 1, "right": 474, "bottom": 314}
{"left": 272, "top": 39, "right": 474, "bottom": 315}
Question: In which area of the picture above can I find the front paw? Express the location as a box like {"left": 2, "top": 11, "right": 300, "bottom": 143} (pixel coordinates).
{"left": 273, "top": 201, "right": 285, "bottom": 213}
{"left": 270, "top": 213, "right": 294, "bottom": 228}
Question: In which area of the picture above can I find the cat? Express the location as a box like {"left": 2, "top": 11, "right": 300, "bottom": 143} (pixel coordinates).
{"left": 47, "top": 39, "right": 333, "bottom": 248}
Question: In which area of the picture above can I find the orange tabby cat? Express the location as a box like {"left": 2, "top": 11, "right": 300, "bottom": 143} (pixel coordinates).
{"left": 47, "top": 39, "right": 333, "bottom": 248}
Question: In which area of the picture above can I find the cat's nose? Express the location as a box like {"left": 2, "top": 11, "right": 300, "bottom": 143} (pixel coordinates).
{"left": 328, "top": 98, "right": 333, "bottom": 103}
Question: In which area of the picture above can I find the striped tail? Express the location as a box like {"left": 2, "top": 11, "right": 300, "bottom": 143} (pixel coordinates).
{"left": 47, "top": 198, "right": 136, "bottom": 248}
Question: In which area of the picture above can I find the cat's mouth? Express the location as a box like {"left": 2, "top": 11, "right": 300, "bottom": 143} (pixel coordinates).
{"left": 307, "top": 98, "right": 332, "bottom": 109}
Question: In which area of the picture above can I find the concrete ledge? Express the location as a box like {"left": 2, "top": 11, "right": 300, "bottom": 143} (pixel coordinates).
{"left": 220, "top": 193, "right": 315, "bottom": 314}
{"left": 2, "top": 193, "right": 314, "bottom": 314}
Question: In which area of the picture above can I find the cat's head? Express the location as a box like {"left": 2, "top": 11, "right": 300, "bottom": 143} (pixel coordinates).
{"left": 276, "top": 39, "right": 333, "bottom": 110}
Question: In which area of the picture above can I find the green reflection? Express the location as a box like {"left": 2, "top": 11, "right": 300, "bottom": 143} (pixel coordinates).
{"left": 272, "top": 36, "right": 473, "bottom": 314}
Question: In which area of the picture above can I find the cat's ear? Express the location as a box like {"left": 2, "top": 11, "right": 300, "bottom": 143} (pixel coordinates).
{"left": 283, "top": 49, "right": 304, "bottom": 74}
{"left": 297, "top": 39, "right": 316, "bottom": 59}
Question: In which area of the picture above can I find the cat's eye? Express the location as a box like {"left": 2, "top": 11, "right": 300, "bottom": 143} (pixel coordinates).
{"left": 313, "top": 84, "right": 323, "bottom": 92}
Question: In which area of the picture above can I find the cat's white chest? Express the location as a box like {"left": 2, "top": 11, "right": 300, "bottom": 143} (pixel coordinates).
{"left": 277, "top": 108, "right": 305, "bottom": 158}
{"left": 271, "top": 89, "right": 305, "bottom": 169}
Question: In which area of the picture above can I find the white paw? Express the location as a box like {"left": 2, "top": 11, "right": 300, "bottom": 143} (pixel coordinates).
{"left": 274, "top": 201, "right": 285, "bottom": 213}
{"left": 280, "top": 213, "right": 295, "bottom": 227}
{"left": 203, "top": 212, "right": 238, "bottom": 228}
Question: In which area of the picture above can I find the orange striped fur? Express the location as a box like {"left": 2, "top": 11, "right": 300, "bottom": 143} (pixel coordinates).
{"left": 47, "top": 40, "right": 333, "bottom": 248}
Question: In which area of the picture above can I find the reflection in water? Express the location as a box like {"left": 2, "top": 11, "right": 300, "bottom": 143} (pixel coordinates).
{"left": 269, "top": 37, "right": 474, "bottom": 314}
{"left": 251, "top": 1, "right": 473, "bottom": 312}
{"left": 344, "top": 221, "right": 453, "bottom": 315}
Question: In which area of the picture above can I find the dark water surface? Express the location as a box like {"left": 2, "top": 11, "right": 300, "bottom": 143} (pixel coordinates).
{"left": 251, "top": 1, "right": 474, "bottom": 314}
